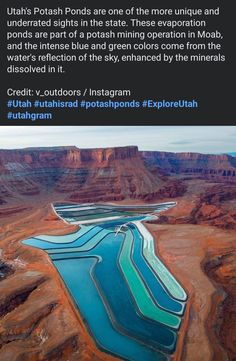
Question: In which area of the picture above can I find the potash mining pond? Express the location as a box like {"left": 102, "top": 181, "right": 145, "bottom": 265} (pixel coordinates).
{"left": 22, "top": 202, "right": 188, "bottom": 361}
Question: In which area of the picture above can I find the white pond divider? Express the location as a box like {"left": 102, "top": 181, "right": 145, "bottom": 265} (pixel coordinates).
{"left": 133, "top": 221, "right": 187, "bottom": 302}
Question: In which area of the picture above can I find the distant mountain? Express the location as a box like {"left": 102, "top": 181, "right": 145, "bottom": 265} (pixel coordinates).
{"left": 142, "top": 151, "right": 236, "bottom": 180}
{"left": 1, "top": 146, "right": 236, "bottom": 206}
{"left": 0, "top": 146, "right": 164, "bottom": 204}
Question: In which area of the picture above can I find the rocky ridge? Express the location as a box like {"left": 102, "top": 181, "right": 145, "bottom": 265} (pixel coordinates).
{"left": 1, "top": 146, "right": 236, "bottom": 207}
{"left": 142, "top": 151, "right": 236, "bottom": 182}
{"left": 0, "top": 146, "right": 164, "bottom": 203}
{"left": 0, "top": 146, "right": 236, "bottom": 361}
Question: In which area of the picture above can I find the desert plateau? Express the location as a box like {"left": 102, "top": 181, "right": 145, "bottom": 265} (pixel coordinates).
{"left": 0, "top": 145, "right": 235, "bottom": 361}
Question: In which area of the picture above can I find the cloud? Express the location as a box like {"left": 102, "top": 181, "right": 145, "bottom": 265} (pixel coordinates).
{"left": 0, "top": 126, "right": 235, "bottom": 154}
{"left": 169, "top": 140, "right": 192, "bottom": 145}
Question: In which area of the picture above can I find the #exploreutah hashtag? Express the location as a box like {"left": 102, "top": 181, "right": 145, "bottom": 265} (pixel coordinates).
{"left": 6, "top": 98, "right": 199, "bottom": 120}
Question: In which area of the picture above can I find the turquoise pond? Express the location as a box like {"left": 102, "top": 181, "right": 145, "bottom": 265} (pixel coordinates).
{"left": 22, "top": 202, "right": 187, "bottom": 361}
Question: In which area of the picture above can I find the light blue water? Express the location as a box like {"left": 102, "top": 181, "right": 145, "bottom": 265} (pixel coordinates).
{"left": 130, "top": 225, "right": 185, "bottom": 315}
{"left": 47, "top": 229, "right": 113, "bottom": 254}
{"left": 91, "top": 233, "right": 177, "bottom": 353}
{"left": 57, "top": 207, "right": 110, "bottom": 216}
{"left": 70, "top": 215, "right": 149, "bottom": 225}
{"left": 53, "top": 257, "right": 168, "bottom": 361}
{"left": 98, "top": 216, "right": 152, "bottom": 228}
{"left": 23, "top": 226, "right": 103, "bottom": 250}
{"left": 22, "top": 204, "right": 186, "bottom": 361}
{"left": 34, "top": 225, "right": 94, "bottom": 243}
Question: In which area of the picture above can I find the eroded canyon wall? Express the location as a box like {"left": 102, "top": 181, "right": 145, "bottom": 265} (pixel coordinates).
{"left": 0, "top": 146, "right": 163, "bottom": 204}
{"left": 142, "top": 151, "right": 236, "bottom": 182}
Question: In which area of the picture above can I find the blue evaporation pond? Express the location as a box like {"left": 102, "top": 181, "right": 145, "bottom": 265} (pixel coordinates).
{"left": 21, "top": 204, "right": 185, "bottom": 361}
{"left": 53, "top": 256, "right": 168, "bottom": 361}
{"left": 130, "top": 224, "right": 185, "bottom": 315}
{"left": 23, "top": 226, "right": 105, "bottom": 250}
{"left": 90, "top": 232, "right": 176, "bottom": 353}
{"left": 48, "top": 231, "right": 176, "bottom": 353}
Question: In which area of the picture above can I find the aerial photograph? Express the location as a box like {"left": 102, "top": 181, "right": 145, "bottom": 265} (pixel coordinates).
{"left": 0, "top": 126, "right": 235, "bottom": 361}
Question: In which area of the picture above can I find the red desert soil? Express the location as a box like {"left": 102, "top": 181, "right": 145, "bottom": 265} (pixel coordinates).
{"left": 0, "top": 204, "right": 119, "bottom": 361}
{"left": 0, "top": 144, "right": 236, "bottom": 360}
{"left": 145, "top": 223, "right": 236, "bottom": 361}
{"left": 1, "top": 198, "right": 235, "bottom": 361}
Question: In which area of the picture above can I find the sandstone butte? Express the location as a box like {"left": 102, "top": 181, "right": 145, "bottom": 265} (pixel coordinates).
{"left": 0, "top": 145, "right": 235, "bottom": 361}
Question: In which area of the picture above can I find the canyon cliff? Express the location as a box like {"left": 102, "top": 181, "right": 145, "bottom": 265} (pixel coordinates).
{"left": 0, "top": 146, "right": 164, "bottom": 204}
{"left": 142, "top": 151, "right": 236, "bottom": 182}
{"left": 0, "top": 145, "right": 236, "bottom": 361}
{"left": 1, "top": 146, "right": 236, "bottom": 207}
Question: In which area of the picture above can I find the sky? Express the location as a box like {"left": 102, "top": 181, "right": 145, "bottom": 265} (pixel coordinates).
{"left": 0, "top": 126, "right": 235, "bottom": 153}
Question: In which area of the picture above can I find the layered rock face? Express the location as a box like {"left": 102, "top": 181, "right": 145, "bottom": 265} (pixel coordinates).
{"left": 149, "top": 181, "right": 236, "bottom": 230}
{"left": 2, "top": 146, "right": 236, "bottom": 207}
{"left": 189, "top": 184, "right": 236, "bottom": 229}
{"left": 142, "top": 151, "right": 236, "bottom": 182}
{"left": 204, "top": 251, "right": 236, "bottom": 361}
{"left": 0, "top": 146, "right": 164, "bottom": 204}
{"left": 1, "top": 146, "right": 236, "bottom": 361}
